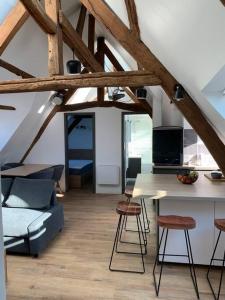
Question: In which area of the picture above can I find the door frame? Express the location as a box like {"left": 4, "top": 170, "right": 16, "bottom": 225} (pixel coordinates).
{"left": 121, "top": 111, "right": 150, "bottom": 193}
{"left": 64, "top": 112, "right": 96, "bottom": 193}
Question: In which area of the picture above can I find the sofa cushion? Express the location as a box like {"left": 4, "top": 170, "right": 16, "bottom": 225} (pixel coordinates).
{"left": 5, "top": 178, "right": 54, "bottom": 209}
{"left": 2, "top": 207, "right": 44, "bottom": 238}
{"left": 1, "top": 178, "right": 13, "bottom": 204}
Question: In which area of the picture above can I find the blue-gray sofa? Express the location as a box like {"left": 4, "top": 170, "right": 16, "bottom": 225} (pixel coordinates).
{"left": 1, "top": 177, "right": 64, "bottom": 256}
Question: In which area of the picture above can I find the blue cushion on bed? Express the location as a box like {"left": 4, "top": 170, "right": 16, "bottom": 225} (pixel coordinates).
{"left": 5, "top": 178, "right": 54, "bottom": 209}
{"left": 1, "top": 178, "right": 13, "bottom": 205}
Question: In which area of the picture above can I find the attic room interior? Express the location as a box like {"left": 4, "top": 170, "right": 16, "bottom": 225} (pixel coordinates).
{"left": 0, "top": 0, "right": 225, "bottom": 299}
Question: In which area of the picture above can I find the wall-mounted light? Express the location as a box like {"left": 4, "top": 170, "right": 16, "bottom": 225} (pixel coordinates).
{"left": 136, "top": 87, "right": 147, "bottom": 100}
{"left": 49, "top": 92, "right": 64, "bottom": 106}
{"left": 174, "top": 84, "right": 185, "bottom": 101}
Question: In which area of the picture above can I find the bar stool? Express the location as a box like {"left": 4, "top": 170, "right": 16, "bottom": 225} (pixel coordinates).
{"left": 109, "top": 200, "right": 146, "bottom": 274}
{"left": 153, "top": 215, "right": 199, "bottom": 299}
{"left": 207, "top": 219, "right": 225, "bottom": 300}
{"left": 123, "top": 183, "right": 150, "bottom": 234}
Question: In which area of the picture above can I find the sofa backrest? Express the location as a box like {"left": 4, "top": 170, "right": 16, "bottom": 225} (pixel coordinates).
{"left": 5, "top": 178, "right": 55, "bottom": 210}
{"left": 1, "top": 178, "right": 13, "bottom": 205}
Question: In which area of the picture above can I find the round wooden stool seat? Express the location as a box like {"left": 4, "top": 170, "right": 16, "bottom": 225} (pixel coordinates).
{"left": 215, "top": 219, "right": 225, "bottom": 232}
{"left": 157, "top": 215, "right": 196, "bottom": 230}
{"left": 116, "top": 201, "right": 141, "bottom": 216}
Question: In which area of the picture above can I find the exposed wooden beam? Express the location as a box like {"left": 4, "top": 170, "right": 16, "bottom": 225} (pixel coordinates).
{"left": 20, "top": 0, "right": 57, "bottom": 34}
{"left": 0, "top": 59, "right": 34, "bottom": 78}
{"left": 0, "top": 105, "right": 16, "bottom": 111}
{"left": 88, "top": 14, "right": 95, "bottom": 53}
{"left": 80, "top": 0, "right": 225, "bottom": 175}
{"left": 0, "top": 71, "right": 160, "bottom": 94}
{"left": 60, "top": 100, "right": 143, "bottom": 112}
{"left": 0, "top": 2, "right": 29, "bottom": 55}
{"left": 76, "top": 5, "right": 87, "bottom": 36}
{"left": 97, "top": 37, "right": 105, "bottom": 103}
{"left": 220, "top": 0, "right": 225, "bottom": 6}
{"left": 124, "top": 0, "right": 140, "bottom": 37}
{"left": 59, "top": 11, "right": 102, "bottom": 72}
{"left": 104, "top": 44, "right": 123, "bottom": 72}
{"left": 124, "top": 0, "right": 142, "bottom": 70}
{"left": 104, "top": 43, "right": 152, "bottom": 116}
{"left": 45, "top": 0, "right": 64, "bottom": 76}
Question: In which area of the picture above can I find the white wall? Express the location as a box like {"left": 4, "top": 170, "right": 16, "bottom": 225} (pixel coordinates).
{"left": 26, "top": 107, "right": 125, "bottom": 194}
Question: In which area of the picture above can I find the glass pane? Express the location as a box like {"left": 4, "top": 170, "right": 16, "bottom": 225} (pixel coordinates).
{"left": 124, "top": 114, "right": 152, "bottom": 182}
{"left": 0, "top": 0, "right": 17, "bottom": 24}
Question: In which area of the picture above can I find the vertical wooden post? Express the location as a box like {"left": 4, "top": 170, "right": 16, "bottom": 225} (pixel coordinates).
{"left": 88, "top": 14, "right": 95, "bottom": 54}
{"left": 97, "top": 36, "right": 105, "bottom": 103}
{"left": 45, "top": 0, "right": 63, "bottom": 76}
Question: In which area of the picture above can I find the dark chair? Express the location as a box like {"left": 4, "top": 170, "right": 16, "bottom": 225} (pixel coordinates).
{"left": 51, "top": 165, "right": 64, "bottom": 194}
{"left": 126, "top": 157, "right": 141, "bottom": 179}
{"left": 28, "top": 168, "right": 54, "bottom": 180}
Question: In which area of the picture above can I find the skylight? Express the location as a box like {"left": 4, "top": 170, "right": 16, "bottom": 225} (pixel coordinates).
{"left": 0, "top": 0, "right": 17, "bottom": 24}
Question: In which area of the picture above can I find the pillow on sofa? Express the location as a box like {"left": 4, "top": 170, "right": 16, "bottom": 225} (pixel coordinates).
{"left": 1, "top": 178, "right": 13, "bottom": 205}
{"left": 5, "top": 178, "right": 54, "bottom": 209}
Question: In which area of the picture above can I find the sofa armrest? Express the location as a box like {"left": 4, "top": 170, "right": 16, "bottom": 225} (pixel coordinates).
{"left": 27, "top": 203, "right": 64, "bottom": 255}
{"left": 28, "top": 203, "right": 64, "bottom": 235}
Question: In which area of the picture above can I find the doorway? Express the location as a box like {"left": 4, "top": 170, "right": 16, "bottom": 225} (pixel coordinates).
{"left": 122, "top": 113, "right": 152, "bottom": 192}
{"left": 64, "top": 113, "right": 95, "bottom": 192}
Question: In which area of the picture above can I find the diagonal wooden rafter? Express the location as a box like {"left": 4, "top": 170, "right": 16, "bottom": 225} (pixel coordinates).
{"left": 220, "top": 0, "right": 225, "bottom": 6}
{"left": 59, "top": 11, "right": 102, "bottom": 72}
{"left": 0, "top": 2, "right": 29, "bottom": 55}
{"left": 0, "top": 59, "right": 34, "bottom": 79}
{"left": 88, "top": 14, "right": 95, "bottom": 53}
{"left": 76, "top": 5, "right": 87, "bottom": 36}
{"left": 124, "top": 0, "right": 142, "bottom": 70}
{"left": 124, "top": 0, "right": 140, "bottom": 38}
{"left": 80, "top": 0, "right": 225, "bottom": 175}
{"left": 20, "top": 0, "right": 57, "bottom": 34}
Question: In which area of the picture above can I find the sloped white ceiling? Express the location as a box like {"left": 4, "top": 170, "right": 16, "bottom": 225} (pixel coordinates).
{"left": 103, "top": 0, "right": 225, "bottom": 139}
{"left": 1, "top": 0, "right": 225, "bottom": 162}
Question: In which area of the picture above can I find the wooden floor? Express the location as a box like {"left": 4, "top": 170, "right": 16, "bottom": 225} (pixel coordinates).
{"left": 6, "top": 189, "right": 222, "bottom": 299}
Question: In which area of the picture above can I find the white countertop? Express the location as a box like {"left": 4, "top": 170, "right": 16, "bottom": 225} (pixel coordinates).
{"left": 133, "top": 173, "right": 225, "bottom": 201}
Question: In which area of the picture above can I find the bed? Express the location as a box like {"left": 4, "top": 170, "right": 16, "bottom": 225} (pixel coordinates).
{"left": 69, "top": 159, "right": 93, "bottom": 188}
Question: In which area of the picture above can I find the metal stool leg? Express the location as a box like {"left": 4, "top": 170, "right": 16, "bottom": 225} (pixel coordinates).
{"left": 185, "top": 230, "right": 200, "bottom": 299}
{"left": 109, "top": 214, "right": 145, "bottom": 273}
{"left": 109, "top": 215, "right": 122, "bottom": 271}
{"left": 153, "top": 228, "right": 169, "bottom": 296}
{"left": 207, "top": 230, "right": 225, "bottom": 300}
{"left": 125, "top": 198, "right": 149, "bottom": 235}
{"left": 142, "top": 198, "right": 150, "bottom": 233}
